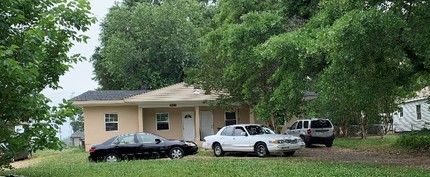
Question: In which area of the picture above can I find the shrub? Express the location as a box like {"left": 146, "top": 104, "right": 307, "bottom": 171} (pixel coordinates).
{"left": 395, "top": 130, "right": 430, "bottom": 150}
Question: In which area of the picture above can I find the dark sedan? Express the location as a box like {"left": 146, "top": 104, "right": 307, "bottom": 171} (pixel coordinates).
{"left": 88, "top": 132, "right": 198, "bottom": 162}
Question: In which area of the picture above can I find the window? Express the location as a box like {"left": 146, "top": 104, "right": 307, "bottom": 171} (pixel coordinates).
{"left": 113, "top": 135, "right": 136, "bottom": 145}
{"left": 245, "top": 125, "right": 265, "bottom": 135}
{"left": 105, "top": 113, "right": 118, "bottom": 131}
{"left": 156, "top": 113, "right": 169, "bottom": 130}
{"left": 399, "top": 107, "right": 404, "bottom": 117}
{"left": 304, "top": 121, "right": 309, "bottom": 128}
{"left": 311, "top": 120, "right": 333, "bottom": 128}
{"left": 297, "top": 121, "right": 303, "bottom": 129}
{"left": 290, "top": 122, "right": 298, "bottom": 130}
{"left": 221, "top": 127, "right": 234, "bottom": 136}
{"left": 416, "top": 105, "right": 421, "bottom": 120}
{"left": 225, "top": 111, "right": 237, "bottom": 126}
{"left": 233, "top": 127, "right": 246, "bottom": 136}
{"left": 137, "top": 133, "right": 161, "bottom": 143}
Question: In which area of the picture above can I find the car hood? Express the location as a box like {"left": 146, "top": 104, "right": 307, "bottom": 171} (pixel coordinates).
{"left": 252, "top": 134, "right": 299, "bottom": 140}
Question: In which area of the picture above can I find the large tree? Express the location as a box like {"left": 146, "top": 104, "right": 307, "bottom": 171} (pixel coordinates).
{"left": 0, "top": 0, "right": 93, "bottom": 169}
{"left": 187, "top": 0, "right": 430, "bottom": 135}
{"left": 307, "top": 0, "right": 430, "bottom": 138}
{"left": 92, "top": 0, "right": 213, "bottom": 90}
{"left": 186, "top": 0, "right": 321, "bottom": 131}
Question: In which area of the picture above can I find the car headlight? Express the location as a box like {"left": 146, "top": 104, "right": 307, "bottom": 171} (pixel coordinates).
{"left": 185, "top": 142, "right": 196, "bottom": 147}
{"left": 269, "top": 140, "right": 280, "bottom": 144}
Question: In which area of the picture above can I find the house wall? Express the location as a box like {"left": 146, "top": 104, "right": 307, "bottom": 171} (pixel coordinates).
{"left": 141, "top": 107, "right": 194, "bottom": 139}
{"left": 141, "top": 107, "right": 252, "bottom": 139}
{"left": 393, "top": 99, "right": 430, "bottom": 132}
{"left": 83, "top": 105, "right": 139, "bottom": 151}
{"left": 71, "top": 137, "right": 81, "bottom": 147}
{"left": 82, "top": 105, "right": 253, "bottom": 151}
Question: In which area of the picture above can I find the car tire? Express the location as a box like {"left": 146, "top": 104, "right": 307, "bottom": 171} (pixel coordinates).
{"left": 325, "top": 141, "right": 333, "bottom": 147}
{"left": 213, "top": 143, "right": 225, "bottom": 157}
{"left": 105, "top": 153, "right": 120, "bottom": 162}
{"left": 255, "top": 143, "right": 269, "bottom": 157}
{"left": 300, "top": 136, "right": 311, "bottom": 148}
{"left": 169, "top": 147, "right": 184, "bottom": 159}
{"left": 283, "top": 151, "right": 295, "bottom": 157}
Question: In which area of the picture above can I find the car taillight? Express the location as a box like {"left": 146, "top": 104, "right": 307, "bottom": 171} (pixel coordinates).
{"left": 89, "top": 147, "right": 96, "bottom": 153}
{"left": 307, "top": 129, "right": 312, "bottom": 135}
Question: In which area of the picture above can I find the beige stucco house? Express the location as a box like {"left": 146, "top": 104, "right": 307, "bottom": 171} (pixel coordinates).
{"left": 72, "top": 83, "right": 261, "bottom": 151}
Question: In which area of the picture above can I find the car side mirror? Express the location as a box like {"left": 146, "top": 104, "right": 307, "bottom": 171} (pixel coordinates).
{"left": 240, "top": 132, "right": 247, "bottom": 136}
{"left": 155, "top": 139, "right": 161, "bottom": 144}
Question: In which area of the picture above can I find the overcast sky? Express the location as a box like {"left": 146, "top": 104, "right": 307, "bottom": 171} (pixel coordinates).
{"left": 42, "top": 0, "right": 117, "bottom": 139}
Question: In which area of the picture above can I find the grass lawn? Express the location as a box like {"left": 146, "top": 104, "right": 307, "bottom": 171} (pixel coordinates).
{"left": 1, "top": 145, "right": 429, "bottom": 177}
{"left": 334, "top": 134, "right": 405, "bottom": 153}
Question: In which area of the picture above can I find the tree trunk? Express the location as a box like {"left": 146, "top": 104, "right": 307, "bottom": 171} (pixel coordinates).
{"left": 342, "top": 122, "right": 349, "bottom": 137}
{"left": 360, "top": 111, "right": 367, "bottom": 139}
{"left": 270, "top": 114, "right": 278, "bottom": 133}
{"left": 339, "top": 122, "right": 348, "bottom": 137}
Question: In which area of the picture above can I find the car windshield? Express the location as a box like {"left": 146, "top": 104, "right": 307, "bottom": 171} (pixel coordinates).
{"left": 262, "top": 127, "right": 275, "bottom": 134}
{"left": 245, "top": 125, "right": 266, "bottom": 135}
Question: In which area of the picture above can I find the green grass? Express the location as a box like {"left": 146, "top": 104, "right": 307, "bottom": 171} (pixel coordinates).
{"left": 333, "top": 134, "right": 422, "bottom": 155}
{"left": 1, "top": 147, "right": 429, "bottom": 177}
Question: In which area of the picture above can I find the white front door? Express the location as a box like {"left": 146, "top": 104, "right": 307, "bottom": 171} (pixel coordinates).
{"left": 182, "top": 112, "right": 195, "bottom": 141}
{"left": 200, "top": 111, "right": 214, "bottom": 140}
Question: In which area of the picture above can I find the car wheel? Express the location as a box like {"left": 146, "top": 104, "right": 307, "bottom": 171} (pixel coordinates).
{"left": 105, "top": 153, "right": 120, "bottom": 162}
{"left": 300, "top": 136, "right": 311, "bottom": 148}
{"left": 325, "top": 141, "right": 333, "bottom": 147}
{"left": 213, "top": 143, "right": 225, "bottom": 157}
{"left": 255, "top": 143, "right": 269, "bottom": 157}
{"left": 283, "top": 151, "right": 295, "bottom": 157}
{"left": 169, "top": 147, "right": 184, "bottom": 159}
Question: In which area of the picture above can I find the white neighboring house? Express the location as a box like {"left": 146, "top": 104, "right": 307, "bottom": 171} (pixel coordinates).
{"left": 393, "top": 97, "right": 430, "bottom": 132}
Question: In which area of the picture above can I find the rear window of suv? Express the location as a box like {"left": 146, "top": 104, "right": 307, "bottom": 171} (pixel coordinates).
{"left": 311, "top": 120, "right": 332, "bottom": 128}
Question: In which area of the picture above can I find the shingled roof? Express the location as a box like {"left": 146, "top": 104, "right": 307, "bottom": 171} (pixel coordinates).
{"left": 70, "top": 90, "right": 148, "bottom": 101}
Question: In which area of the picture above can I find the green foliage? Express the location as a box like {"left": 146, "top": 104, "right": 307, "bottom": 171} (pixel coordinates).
{"left": 189, "top": 0, "right": 430, "bottom": 137}
{"left": 0, "top": 0, "right": 94, "bottom": 169}
{"left": 306, "top": 1, "right": 430, "bottom": 138}
{"left": 1, "top": 149, "right": 429, "bottom": 176}
{"left": 396, "top": 130, "right": 430, "bottom": 150}
{"left": 186, "top": 0, "right": 321, "bottom": 130}
{"left": 70, "top": 109, "right": 84, "bottom": 132}
{"left": 92, "top": 0, "right": 212, "bottom": 90}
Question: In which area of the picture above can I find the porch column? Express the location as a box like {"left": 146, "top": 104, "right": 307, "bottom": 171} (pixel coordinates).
{"left": 194, "top": 106, "right": 201, "bottom": 141}
{"left": 138, "top": 106, "right": 143, "bottom": 132}
{"left": 249, "top": 108, "right": 255, "bottom": 124}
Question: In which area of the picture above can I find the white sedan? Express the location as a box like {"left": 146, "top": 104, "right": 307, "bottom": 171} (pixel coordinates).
{"left": 202, "top": 124, "right": 305, "bottom": 157}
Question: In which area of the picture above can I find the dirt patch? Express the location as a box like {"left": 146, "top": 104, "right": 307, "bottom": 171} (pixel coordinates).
{"left": 10, "top": 158, "right": 40, "bottom": 169}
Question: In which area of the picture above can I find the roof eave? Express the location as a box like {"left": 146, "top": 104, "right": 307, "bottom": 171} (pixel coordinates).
{"left": 72, "top": 100, "right": 131, "bottom": 107}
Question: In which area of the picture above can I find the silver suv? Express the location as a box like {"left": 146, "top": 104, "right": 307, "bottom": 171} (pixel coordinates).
{"left": 284, "top": 118, "right": 335, "bottom": 147}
